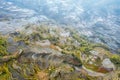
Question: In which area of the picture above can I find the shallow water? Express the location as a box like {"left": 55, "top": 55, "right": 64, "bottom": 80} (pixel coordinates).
{"left": 0, "top": 0, "right": 120, "bottom": 51}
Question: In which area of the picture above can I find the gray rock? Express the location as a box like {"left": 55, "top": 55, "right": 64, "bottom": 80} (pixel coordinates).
{"left": 102, "top": 58, "right": 115, "bottom": 70}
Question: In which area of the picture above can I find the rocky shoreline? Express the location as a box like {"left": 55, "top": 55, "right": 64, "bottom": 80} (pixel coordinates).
{"left": 0, "top": 24, "right": 119, "bottom": 80}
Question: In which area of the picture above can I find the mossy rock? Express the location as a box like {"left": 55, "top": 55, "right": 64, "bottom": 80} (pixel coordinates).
{"left": 0, "top": 36, "right": 8, "bottom": 56}
{"left": 0, "top": 63, "right": 11, "bottom": 80}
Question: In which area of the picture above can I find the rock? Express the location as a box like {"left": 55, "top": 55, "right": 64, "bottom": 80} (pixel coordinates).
{"left": 82, "top": 66, "right": 105, "bottom": 77}
{"left": 7, "top": 45, "right": 18, "bottom": 53}
{"left": 35, "top": 40, "right": 51, "bottom": 47}
{"left": 7, "top": 37, "right": 14, "bottom": 44}
{"left": 60, "top": 32, "right": 70, "bottom": 37}
{"left": 0, "top": 49, "right": 23, "bottom": 63}
{"left": 10, "top": 32, "right": 20, "bottom": 37}
{"left": 11, "top": 69, "right": 25, "bottom": 80}
{"left": 50, "top": 64, "right": 73, "bottom": 78}
{"left": 17, "top": 40, "right": 26, "bottom": 47}
{"left": 63, "top": 55, "right": 82, "bottom": 67}
{"left": 90, "top": 50, "right": 99, "bottom": 56}
{"left": 31, "top": 52, "right": 51, "bottom": 60}
{"left": 56, "top": 46, "right": 62, "bottom": 52}
{"left": 18, "top": 49, "right": 23, "bottom": 55}
{"left": 102, "top": 58, "right": 115, "bottom": 71}
{"left": 7, "top": 37, "right": 19, "bottom": 53}
{"left": 36, "top": 71, "right": 49, "bottom": 80}
{"left": 12, "top": 63, "right": 21, "bottom": 70}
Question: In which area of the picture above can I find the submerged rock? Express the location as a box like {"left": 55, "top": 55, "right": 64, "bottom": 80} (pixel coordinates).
{"left": 9, "top": 32, "right": 20, "bottom": 37}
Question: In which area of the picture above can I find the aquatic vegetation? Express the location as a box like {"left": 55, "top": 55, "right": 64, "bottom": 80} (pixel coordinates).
{"left": 110, "top": 54, "right": 120, "bottom": 68}
{"left": 0, "top": 36, "right": 8, "bottom": 56}
{"left": 0, "top": 63, "right": 11, "bottom": 80}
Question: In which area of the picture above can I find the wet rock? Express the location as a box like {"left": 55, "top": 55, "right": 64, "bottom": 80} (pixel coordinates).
{"left": 35, "top": 40, "right": 51, "bottom": 47}
{"left": 7, "top": 37, "right": 19, "bottom": 53}
{"left": 63, "top": 55, "right": 82, "bottom": 67}
{"left": 31, "top": 52, "right": 51, "bottom": 60}
{"left": 11, "top": 70, "right": 25, "bottom": 80}
{"left": 7, "top": 37, "right": 14, "bottom": 44}
{"left": 17, "top": 40, "right": 26, "bottom": 47}
{"left": 9, "top": 66, "right": 25, "bottom": 80}
{"left": 102, "top": 58, "right": 115, "bottom": 71}
{"left": 20, "top": 51, "right": 35, "bottom": 62}
{"left": 0, "top": 49, "right": 23, "bottom": 63}
{"left": 10, "top": 31, "right": 20, "bottom": 37}
{"left": 82, "top": 66, "right": 105, "bottom": 77}
{"left": 7, "top": 45, "right": 18, "bottom": 53}
{"left": 37, "top": 61, "right": 49, "bottom": 69}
